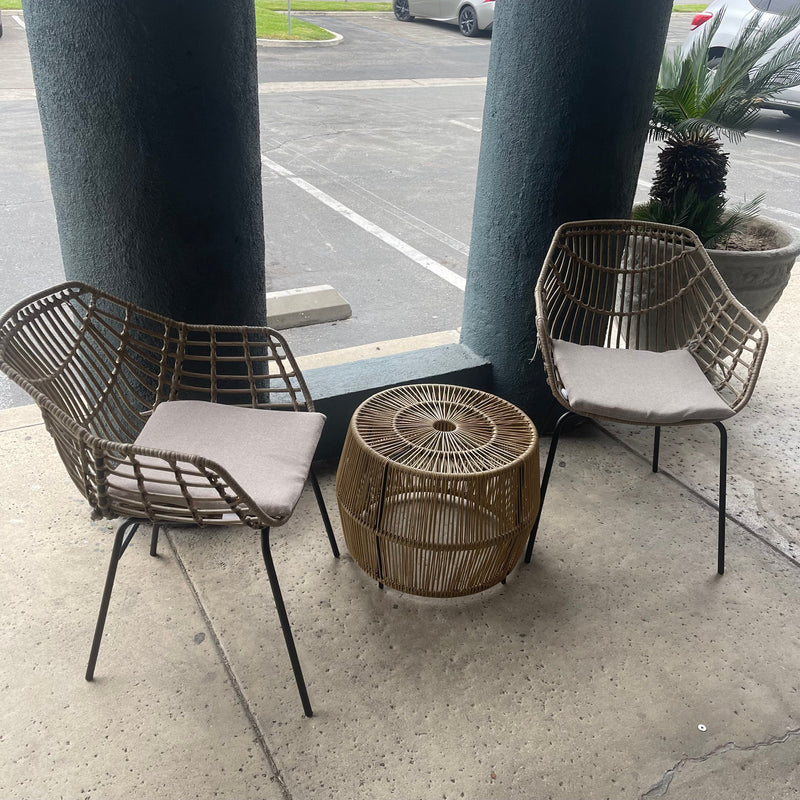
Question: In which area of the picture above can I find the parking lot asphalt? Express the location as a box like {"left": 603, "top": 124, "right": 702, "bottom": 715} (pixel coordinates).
{"left": 2, "top": 13, "right": 800, "bottom": 799}
{"left": 1, "top": 11, "right": 799, "bottom": 411}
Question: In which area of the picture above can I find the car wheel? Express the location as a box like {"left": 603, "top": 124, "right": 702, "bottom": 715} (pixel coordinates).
{"left": 707, "top": 47, "right": 727, "bottom": 69}
{"left": 458, "top": 5, "right": 478, "bottom": 37}
{"left": 393, "top": 0, "right": 414, "bottom": 22}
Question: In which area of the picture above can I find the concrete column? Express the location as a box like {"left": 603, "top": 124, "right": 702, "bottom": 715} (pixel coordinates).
{"left": 461, "top": 0, "right": 673, "bottom": 430}
{"left": 22, "top": 0, "right": 266, "bottom": 326}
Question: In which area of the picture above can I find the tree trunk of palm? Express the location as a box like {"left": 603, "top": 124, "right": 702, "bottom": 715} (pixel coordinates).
{"left": 651, "top": 133, "right": 729, "bottom": 206}
{"left": 642, "top": 133, "right": 735, "bottom": 246}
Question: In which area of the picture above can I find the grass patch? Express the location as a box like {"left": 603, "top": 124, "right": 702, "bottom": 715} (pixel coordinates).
{"left": 255, "top": 3, "right": 336, "bottom": 39}
{"left": 673, "top": 4, "right": 707, "bottom": 11}
{"left": 254, "top": 1, "right": 391, "bottom": 40}
{"left": 259, "top": 1, "right": 391, "bottom": 9}
{"left": 0, "top": 1, "right": 391, "bottom": 22}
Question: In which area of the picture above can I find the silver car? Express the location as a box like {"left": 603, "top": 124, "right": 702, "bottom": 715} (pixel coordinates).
{"left": 393, "top": 0, "right": 494, "bottom": 37}
{"left": 683, "top": 0, "right": 800, "bottom": 118}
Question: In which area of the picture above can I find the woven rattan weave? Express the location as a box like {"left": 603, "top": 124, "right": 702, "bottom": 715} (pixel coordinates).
{"left": 536, "top": 220, "right": 768, "bottom": 421}
{"left": 0, "top": 281, "right": 317, "bottom": 528}
{"left": 0, "top": 281, "right": 339, "bottom": 716}
{"left": 336, "top": 384, "right": 539, "bottom": 597}
{"left": 525, "top": 220, "right": 769, "bottom": 576}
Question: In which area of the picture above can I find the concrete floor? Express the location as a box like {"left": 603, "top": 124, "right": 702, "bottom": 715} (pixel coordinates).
{"left": 2, "top": 268, "right": 799, "bottom": 800}
{"left": 2, "top": 9, "right": 799, "bottom": 795}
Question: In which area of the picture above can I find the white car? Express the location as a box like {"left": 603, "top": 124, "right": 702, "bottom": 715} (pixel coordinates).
{"left": 393, "top": 0, "right": 494, "bottom": 37}
{"left": 683, "top": 0, "right": 800, "bottom": 118}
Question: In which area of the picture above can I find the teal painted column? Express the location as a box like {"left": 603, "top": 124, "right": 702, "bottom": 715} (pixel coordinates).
{"left": 461, "top": 0, "right": 673, "bottom": 430}
{"left": 22, "top": 0, "right": 266, "bottom": 326}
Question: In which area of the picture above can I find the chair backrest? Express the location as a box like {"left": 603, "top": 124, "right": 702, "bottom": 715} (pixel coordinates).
{"left": 0, "top": 282, "right": 314, "bottom": 435}
{"left": 0, "top": 282, "right": 315, "bottom": 521}
{"left": 1, "top": 283, "right": 173, "bottom": 443}
{"left": 536, "top": 221, "right": 768, "bottom": 412}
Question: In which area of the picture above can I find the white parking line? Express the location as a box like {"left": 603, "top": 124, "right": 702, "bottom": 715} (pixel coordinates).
{"left": 13, "top": 14, "right": 26, "bottom": 29}
{"left": 450, "top": 119, "right": 482, "bottom": 133}
{"left": 265, "top": 139, "right": 471, "bottom": 256}
{"left": 258, "top": 77, "right": 487, "bottom": 94}
{"left": 260, "top": 154, "right": 466, "bottom": 291}
{"left": 747, "top": 132, "right": 800, "bottom": 149}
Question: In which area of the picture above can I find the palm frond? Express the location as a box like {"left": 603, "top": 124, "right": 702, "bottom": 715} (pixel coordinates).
{"left": 652, "top": 7, "right": 800, "bottom": 141}
{"left": 632, "top": 191, "right": 764, "bottom": 248}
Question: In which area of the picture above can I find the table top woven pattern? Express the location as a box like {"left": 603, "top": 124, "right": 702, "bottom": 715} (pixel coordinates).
{"left": 351, "top": 383, "right": 536, "bottom": 474}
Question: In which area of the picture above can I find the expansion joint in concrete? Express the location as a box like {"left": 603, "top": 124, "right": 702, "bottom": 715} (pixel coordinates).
{"left": 597, "top": 423, "right": 800, "bottom": 573}
{"left": 640, "top": 726, "right": 800, "bottom": 797}
{"left": 163, "top": 529, "right": 293, "bottom": 800}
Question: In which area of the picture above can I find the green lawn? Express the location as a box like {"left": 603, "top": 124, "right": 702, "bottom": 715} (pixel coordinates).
{"left": 0, "top": 1, "right": 390, "bottom": 39}
{"left": 0, "top": 1, "right": 707, "bottom": 35}
{"left": 0, "top": 0, "right": 390, "bottom": 8}
{"left": 259, "top": 1, "right": 390, "bottom": 9}
{"left": 255, "top": 2, "right": 333, "bottom": 39}
{"left": 254, "top": 0, "right": 393, "bottom": 40}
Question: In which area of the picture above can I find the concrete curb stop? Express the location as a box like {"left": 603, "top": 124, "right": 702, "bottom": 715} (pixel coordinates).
{"left": 267, "top": 284, "right": 352, "bottom": 329}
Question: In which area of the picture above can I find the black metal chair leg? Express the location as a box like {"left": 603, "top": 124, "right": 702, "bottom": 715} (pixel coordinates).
{"left": 714, "top": 421, "right": 728, "bottom": 575}
{"left": 86, "top": 518, "right": 138, "bottom": 681}
{"left": 150, "top": 523, "right": 160, "bottom": 557}
{"left": 309, "top": 467, "right": 340, "bottom": 558}
{"left": 260, "top": 528, "right": 313, "bottom": 717}
{"left": 525, "top": 411, "right": 575, "bottom": 564}
{"left": 652, "top": 426, "right": 661, "bottom": 473}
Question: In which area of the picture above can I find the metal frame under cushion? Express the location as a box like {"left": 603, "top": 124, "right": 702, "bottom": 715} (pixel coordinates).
{"left": 527, "top": 220, "right": 769, "bottom": 575}
{"left": 0, "top": 281, "right": 340, "bottom": 716}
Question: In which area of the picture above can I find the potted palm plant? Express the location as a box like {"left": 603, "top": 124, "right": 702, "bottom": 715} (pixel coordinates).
{"left": 635, "top": 9, "right": 800, "bottom": 320}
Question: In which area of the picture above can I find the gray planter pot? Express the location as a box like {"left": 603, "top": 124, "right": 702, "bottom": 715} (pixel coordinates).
{"left": 707, "top": 217, "right": 800, "bottom": 322}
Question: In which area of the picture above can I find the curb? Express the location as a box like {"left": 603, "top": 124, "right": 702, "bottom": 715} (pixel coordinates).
{"left": 267, "top": 284, "right": 351, "bottom": 329}
{"left": 257, "top": 27, "right": 343, "bottom": 47}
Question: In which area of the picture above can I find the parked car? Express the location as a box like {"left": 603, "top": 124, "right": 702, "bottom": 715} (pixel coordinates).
{"left": 0, "top": 10, "right": 4, "bottom": 39}
{"left": 393, "top": 0, "right": 494, "bottom": 37}
{"left": 683, "top": 0, "right": 800, "bottom": 118}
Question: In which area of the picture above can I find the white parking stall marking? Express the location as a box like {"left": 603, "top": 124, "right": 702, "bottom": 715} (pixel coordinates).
{"left": 258, "top": 77, "right": 487, "bottom": 95}
{"left": 764, "top": 204, "right": 800, "bottom": 223}
{"left": 260, "top": 154, "right": 467, "bottom": 292}
{"left": 13, "top": 14, "right": 26, "bottom": 29}
{"left": 747, "top": 132, "right": 800, "bottom": 149}
{"left": 450, "top": 119, "right": 482, "bottom": 133}
{"left": 263, "top": 139, "right": 471, "bottom": 257}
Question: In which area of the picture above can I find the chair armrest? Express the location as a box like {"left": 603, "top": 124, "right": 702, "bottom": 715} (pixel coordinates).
{"left": 688, "top": 292, "right": 769, "bottom": 413}
{"left": 535, "top": 315, "right": 572, "bottom": 413}
{"left": 168, "top": 323, "right": 315, "bottom": 411}
{"left": 96, "top": 438, "right": 276, "bottom": 528}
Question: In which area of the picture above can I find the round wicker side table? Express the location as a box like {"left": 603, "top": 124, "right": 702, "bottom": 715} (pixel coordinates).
{"left": 336, "top": 384, "right": 540, "bottom": 597}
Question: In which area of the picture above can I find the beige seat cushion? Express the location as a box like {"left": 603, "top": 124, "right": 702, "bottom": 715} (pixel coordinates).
{"left": 551, "top": 339, "right": 735, "bottom": 424}
{"left": 111, "top": 401, "right": 325, "bottom": 524}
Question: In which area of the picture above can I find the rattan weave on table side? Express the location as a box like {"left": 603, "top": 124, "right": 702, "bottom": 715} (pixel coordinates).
{"left": 336, "top": 384, "right": 539, "bottom": 597}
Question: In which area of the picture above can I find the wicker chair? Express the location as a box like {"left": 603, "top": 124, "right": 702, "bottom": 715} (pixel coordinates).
{"left": 0, "top": 282, "right": 340, "bottom": 717}
{"left": 526, "top": 220, "right": 768, "bottom": 574}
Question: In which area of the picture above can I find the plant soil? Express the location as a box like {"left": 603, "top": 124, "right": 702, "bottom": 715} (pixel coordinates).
{"left": 719, "top": 227, "right": 781, "bottom": 252}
